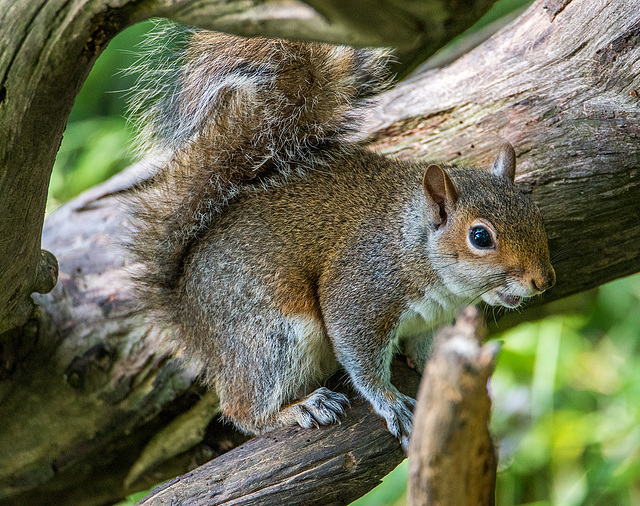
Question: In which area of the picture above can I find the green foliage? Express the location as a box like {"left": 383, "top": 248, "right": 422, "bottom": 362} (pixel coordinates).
{"left": 352, "top": 460, "right": 409, "bottom": 506}
{"left": 46, "top": 21, "right": 155, "bottom": 211}
{"left": 48, "top": 116, "right": 133, "bottom": 206}
{"left": 117, "top": 489, "right": 151, "bottom": 505}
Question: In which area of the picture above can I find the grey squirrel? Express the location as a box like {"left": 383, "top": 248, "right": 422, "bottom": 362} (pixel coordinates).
{"left": 126, "top": 24, "right": 556, "bottom": 450}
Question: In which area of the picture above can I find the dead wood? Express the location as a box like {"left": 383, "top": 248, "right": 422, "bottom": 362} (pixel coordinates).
{"left": 408, "top": 307, "right": 497, "bottom": 506}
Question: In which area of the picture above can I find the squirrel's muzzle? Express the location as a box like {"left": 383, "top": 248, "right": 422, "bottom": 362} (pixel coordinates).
{"left": 531, "top": 266, "right": 556, "bottom": 294}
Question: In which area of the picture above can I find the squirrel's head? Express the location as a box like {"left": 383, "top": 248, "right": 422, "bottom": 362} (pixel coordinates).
{"left": 422, "top": 143, "right": 556, "bottom": 309}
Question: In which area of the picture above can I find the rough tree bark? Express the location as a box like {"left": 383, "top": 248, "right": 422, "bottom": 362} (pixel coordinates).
{"left": 0, "top": 0, "right": 639, "bottom": 504}
{"left": 408, "top": 307, "right": 497, "bottom": 506}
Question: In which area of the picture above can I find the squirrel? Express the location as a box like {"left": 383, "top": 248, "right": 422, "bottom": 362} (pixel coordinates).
{"left": 126, "top": 23, "right": 556, "bottom": 451}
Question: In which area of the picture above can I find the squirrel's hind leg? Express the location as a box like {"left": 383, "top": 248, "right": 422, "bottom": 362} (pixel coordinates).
{"left": 259, "top": 386, "right": 350, "bottom": 432}
{"left": 213, "top": 310, "right": 346, "bottom": 435}
{"left": 184, "top": 231, "right": 346, "bottom": 435}
{"left": 220, "top": 382, "right": 349, "bottom": 435}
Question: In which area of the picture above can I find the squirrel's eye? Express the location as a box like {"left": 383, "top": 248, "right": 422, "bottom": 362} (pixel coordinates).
{"left": 470, "top": 226, "right": 493, "bottom": 249}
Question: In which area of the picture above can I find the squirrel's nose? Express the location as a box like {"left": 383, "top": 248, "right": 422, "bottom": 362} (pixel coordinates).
{"left": 531, "top": 267, "right": 556, "bottom": 293}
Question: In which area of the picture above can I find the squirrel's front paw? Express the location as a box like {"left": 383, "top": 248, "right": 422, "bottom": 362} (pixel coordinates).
{"left": 370, "top": 391, "right": 415, "bottom": 452}
{"left": 291, "top": 387, "right": 350, "bottom": 429}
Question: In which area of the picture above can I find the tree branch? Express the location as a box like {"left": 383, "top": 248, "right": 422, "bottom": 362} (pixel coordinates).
{"left": 408, "top": 307, "right": 497, "bottom": 506}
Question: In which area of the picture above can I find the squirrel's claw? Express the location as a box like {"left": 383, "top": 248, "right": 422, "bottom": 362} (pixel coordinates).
{"left": 368, "top": 390, "right": 415, "bottom": 453}
{"left": 292, "top": 387, "right": 350, "bottom": 429}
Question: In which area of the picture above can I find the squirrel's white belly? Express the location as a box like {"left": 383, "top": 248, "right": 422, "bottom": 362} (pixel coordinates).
{"left": 288, "top": 315, "right": 339, "bottom": 387}
{"left": 394, "top": 289, "right": 467, "bottom": 340}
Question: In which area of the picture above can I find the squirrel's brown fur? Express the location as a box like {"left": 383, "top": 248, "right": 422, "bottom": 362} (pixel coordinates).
{"left": 127, "top": 24, "right": 392, "bottom": 329}
{"left": 126, "top": 23, "right": 555, "bottom": 450}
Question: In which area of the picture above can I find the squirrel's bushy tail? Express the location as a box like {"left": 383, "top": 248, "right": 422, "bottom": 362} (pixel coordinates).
{"left": 125, "top": 22, "right": 393, "bottom": 321}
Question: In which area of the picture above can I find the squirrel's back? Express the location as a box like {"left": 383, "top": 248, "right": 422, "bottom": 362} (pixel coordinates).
{"left": 126, "top": 23, "right": 393, "bottom": 325}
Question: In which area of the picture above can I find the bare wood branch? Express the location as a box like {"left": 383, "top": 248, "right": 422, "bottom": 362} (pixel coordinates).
{"left": 408, "top": 307, "right": 497, "bottom": 506}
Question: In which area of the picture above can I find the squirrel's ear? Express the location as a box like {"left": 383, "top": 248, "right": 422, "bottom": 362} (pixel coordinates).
{"left": 423, "top": 164, "right": 459, "bottom": 229}
{"left": 491, "top": 142, "right": 516, "bottom": 182}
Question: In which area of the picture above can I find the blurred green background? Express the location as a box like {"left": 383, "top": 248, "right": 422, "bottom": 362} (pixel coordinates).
{"left": 49, "top": 3, "right": 640, "bottom": 505}
{"left": 46, "top": 21, "right": 150, "bottom": 211}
